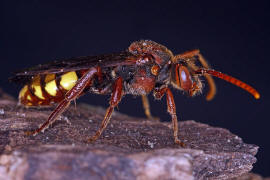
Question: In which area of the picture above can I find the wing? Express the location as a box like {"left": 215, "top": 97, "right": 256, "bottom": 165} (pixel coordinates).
{"left": 10, "top": 51, "right": 137, "bottom": 84}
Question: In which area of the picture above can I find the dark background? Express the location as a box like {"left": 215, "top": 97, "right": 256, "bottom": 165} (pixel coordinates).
{"left": 1, "top": 1, "right": 269, "bottom": 176}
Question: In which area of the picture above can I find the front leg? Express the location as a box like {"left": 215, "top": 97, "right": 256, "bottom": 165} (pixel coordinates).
{"left": 88, "top": 77, "right": 123, "bottom": 142}
{"left": 154, "top": 87, "right": 185, "bottom": 147}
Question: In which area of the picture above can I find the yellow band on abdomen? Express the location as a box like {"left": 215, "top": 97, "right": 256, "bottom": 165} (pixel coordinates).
{"left": 19, "top": 85, "right": 28, "bottom": 99}
{"left": 45, "top": 80, "right": 58, "bottom": 96}
{"left": 60, "top": 72, "right": 78, "bottom": 90}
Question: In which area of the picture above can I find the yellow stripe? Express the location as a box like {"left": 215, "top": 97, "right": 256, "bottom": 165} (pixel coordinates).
{"left": 27, "top": 95, "right": 32, "bottom": 101}
{"left": 31, "top": 76, "right": 45, "bottom": 100}
{"left": 32, "top": 85, "right": 45, "bottom": 99}
{"left": 45, "top": 80, "right": 58, "bottom": 96}
{"left": 19, "top": 85, "right": 28, "bottom": 99}
{"left": 60, "top": 72, "right": 78, "bottom": 90}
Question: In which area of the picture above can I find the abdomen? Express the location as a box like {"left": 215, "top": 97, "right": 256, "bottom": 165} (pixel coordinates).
{"left": 19, "top": 71, "right": 80, "bottom": 106}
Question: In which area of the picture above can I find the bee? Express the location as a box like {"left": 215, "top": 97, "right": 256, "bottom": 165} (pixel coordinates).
{"left": 10, "top": 40, "right": 260, "bottom": 146}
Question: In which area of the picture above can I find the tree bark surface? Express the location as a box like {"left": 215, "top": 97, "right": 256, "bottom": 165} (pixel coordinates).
{"left": 0, "top": 90, "right": 259, "bottom": 180}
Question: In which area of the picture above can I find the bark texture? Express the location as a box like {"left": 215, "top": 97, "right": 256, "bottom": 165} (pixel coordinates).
{"left": 0, "top": 89, "right": 259, "bottom": 180}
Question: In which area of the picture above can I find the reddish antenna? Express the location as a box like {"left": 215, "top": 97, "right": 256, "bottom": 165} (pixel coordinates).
{"left": 196, "top": 69, "right": 260, "bottom": 99}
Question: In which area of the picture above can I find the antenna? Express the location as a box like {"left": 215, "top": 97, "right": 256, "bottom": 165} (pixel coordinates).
{"left": 196, "top": 69, "right": 260, "bottom": 99}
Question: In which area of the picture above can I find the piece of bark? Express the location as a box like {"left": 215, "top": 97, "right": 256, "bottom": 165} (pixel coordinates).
{"left": 0, "top": 90, "right": 259, "bottom": 180}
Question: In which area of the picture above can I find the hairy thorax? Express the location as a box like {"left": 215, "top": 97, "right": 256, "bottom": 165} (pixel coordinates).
{"left": 125, "top": 66, "right": 156, "bottom": 95}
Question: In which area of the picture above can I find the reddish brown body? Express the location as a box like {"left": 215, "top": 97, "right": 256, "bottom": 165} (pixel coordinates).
{"left": 10, "top": 40, "right": 260, "bottom": 146}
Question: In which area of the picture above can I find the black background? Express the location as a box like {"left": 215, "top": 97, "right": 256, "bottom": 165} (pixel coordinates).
{"left": 1, "top": 1, "right": 269, "bottom": 176}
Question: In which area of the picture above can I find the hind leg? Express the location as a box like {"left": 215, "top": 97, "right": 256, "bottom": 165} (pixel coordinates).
{"left": 141, "top": 95, "right": 159, "bottom": 121}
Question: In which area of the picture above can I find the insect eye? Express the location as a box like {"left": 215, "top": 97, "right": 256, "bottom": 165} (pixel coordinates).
{"left": 151, "top": 65, "right": 160, "bottom": 76}
{"left": 176, "top": 65, "right": 193, "bottom": 91}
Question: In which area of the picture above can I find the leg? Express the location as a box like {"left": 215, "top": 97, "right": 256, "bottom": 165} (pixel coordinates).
{"left": 88, "top": 77, "right": 123, "bottom": 142}
{"left": 26, "top": 67, "right": 98, "bottom": 135}
{"left": 174, "top": 50, "right": 216, "bottom": 101}
{"left": 141, "top": 95, "right": 159, "bottom": 121}
{"left": 154, "top": 87, "right": 185, "bottom": 147}
{"left": 165, "top": 88, "right": 185, "bottom": 147}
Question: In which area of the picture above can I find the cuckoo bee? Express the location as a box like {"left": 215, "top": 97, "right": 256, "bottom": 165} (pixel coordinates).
{"left": 10, "top": 40, "right": 260, "bottom": 146}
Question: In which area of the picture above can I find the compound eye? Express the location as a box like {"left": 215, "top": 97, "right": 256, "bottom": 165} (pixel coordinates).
{"left": 151, "top": 65, "right": 160, "bottom": 76}
{"left": 177, "top": 65, "right": 193, "bottom": 91}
